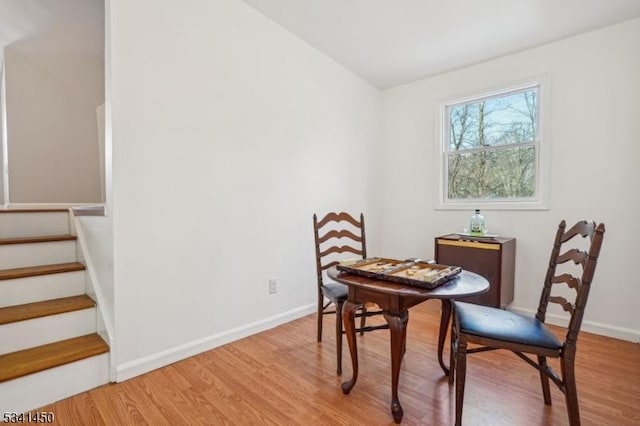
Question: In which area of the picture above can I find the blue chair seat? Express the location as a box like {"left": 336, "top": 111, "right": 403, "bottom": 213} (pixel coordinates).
{"left": 455, "top": 301, "right": 562, "bottom": 350}
{"left": 322, "top": 282, "right": 348, "bottom": 300}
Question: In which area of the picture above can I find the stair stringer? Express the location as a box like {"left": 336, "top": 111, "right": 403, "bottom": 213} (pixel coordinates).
{"left": 70, "top": 210, "right": 116, "bottom": 381}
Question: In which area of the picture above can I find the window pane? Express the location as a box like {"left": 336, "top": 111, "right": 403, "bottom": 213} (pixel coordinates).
{"left": 448, "top": 89, "right": 538, "bottom": 151}
{"left": 447, "top": 146, "right": 535, "bottom": 199}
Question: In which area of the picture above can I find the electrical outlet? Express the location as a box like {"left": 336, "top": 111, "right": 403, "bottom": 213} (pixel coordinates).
{"left": 269, "top": 277, "right": 278, "bottom": 294}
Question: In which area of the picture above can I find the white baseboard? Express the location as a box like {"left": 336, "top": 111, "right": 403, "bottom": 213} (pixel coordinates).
{"left": 115, "top": 303, "right": 316, "bottom": 382}
{"left": 509, "top": 306, "right": 640, "bottom": 343}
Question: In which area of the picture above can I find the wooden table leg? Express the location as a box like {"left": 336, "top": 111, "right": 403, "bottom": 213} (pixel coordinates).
{"left": 341, "top": 300, "right": 360, "bottom": 395}
{"left": 437, "top": 299, "right": 452, "bottom": 376}
{"left": 383, "top": 310, "right": 409, "bottom": 424}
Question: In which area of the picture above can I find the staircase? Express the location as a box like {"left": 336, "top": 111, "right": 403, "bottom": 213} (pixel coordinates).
{"left": 0, "top": 209, "right": 109, "bottom": 413}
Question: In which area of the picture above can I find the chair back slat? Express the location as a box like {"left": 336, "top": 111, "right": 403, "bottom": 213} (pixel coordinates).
{"left": 536, "top": 220, "right": 605, "bottom": 348}
{"left": 551, "top": 273, "right": 581, "bottom": 290}
{"left": 316, "top": 211, "right": 362, "bottom": 229}
{"left": 320, "top": 245, "right": 363, "bottom": 260}
{"left": 313, "top": 212, "right": 367, "bottom": 288}
{"left": 560, "top": 220, "right": 596, "bottom": 242}
{"left": 548, "top": 296, "right": 575, "bottom": 314}
{"left": 317, "top": 229, "right": 363, "bottom": 245}
{"left": 556, "top": 248, "right": 588, "bottom": 266}
{"left": 320, "top": 260, "right": 340, "bottom": 271}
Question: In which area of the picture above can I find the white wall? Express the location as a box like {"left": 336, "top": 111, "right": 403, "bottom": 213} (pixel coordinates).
{"left": 76, "top": 215, "right": 114, "bottom": 332}
{"left": 0, "top": 62, "right": 6, "bottom": 206}
{"left": 109, "top": 0, "right": 380, "bottom": 379}
{"left": 96, "top": 104, "right": 106, "bottom": 203}
{"left": 3, "top": 26, "right": 104, "bottom": 204}
{"left": 377, "top": 18, "right": 640, "bottom": 341}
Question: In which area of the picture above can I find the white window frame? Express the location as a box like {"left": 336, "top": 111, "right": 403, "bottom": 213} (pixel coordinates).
{"left": 435, "top": 77, "right": 550, "bottom": 211}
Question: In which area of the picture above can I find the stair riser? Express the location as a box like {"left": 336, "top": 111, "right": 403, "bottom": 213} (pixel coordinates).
{"left": 0, "top": 271, "right": 86, "bottom": 308}
{"left": 0, "top": 353, "right": 109, "bottom": 414}
{"left": 0, "top": 212, "right": 70, "bottom": 238}
{"left": 0, "top": 241, "right": 77, "bottom": 270}
{"left": 0, "top": 308, "right": 96, "bottom": 355}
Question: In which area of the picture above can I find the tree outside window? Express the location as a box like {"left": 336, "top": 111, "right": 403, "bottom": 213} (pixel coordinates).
{"left": 444, "top": 85, "right": 539, "bottom": 202}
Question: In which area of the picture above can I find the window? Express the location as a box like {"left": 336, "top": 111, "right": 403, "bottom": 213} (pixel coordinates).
{"left": 438, "top": 81, "right": 548, "bottom": 210}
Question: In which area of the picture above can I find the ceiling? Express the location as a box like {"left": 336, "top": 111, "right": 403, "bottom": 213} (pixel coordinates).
{"left": 1, "top": 1, "right": 639, "bottom": 89}
{"left": 242, "top": 0, "right": 640, "bottom": 88}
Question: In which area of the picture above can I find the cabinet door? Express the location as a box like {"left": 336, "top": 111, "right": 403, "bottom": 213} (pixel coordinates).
{"left": 436, "top": 241, "right": 502, "bottom": 307}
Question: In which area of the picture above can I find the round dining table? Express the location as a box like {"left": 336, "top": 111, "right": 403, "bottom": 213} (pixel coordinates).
{"left": 328, "top": 266, "right": 489, "bottom": 423}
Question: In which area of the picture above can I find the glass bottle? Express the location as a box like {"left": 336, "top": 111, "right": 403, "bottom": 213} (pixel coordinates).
{"left": 470, "top": 209, "right": 485, "bottom": 236}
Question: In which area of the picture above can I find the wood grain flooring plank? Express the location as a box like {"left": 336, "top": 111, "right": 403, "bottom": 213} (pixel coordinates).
{"left": 136, "top": 368, "right": 212, "bottom": 425}
{"left": 37, "top": 392, "right": 107, "bottom": 426}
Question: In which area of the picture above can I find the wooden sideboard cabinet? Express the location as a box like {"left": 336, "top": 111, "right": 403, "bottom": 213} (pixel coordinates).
{"left": 434, "top": 234, "right": 515, "bottom": 308}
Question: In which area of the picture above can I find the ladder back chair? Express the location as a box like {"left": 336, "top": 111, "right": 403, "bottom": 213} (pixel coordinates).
{"left": 451, "top": 220, "right": 605, "bottom": 426}
{"left": 313, "top": 212, "right": 387, "bottom": 375}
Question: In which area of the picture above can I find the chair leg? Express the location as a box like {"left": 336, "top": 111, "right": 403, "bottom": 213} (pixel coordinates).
{"left": 454, "top": 338, "right": 467, "bottom": 426}
{"left": 538, "top": 355, "right": 552, "bottom": 405}
{"left": 335, "top": 300, "right": 344, "bottom": 375}
{"left": 401, "top": 311, "right": 409, "bottom": 358}
{"left": 562, "top": 356, "right": 581, "bottom": 426}
{"left": 449, "top": 314, "right": 457, "bottom": 384}
{"left": 449, "top": 341, "right": 455, "bottom": 384}
{"left": 317, "top": 291, "right": 324, "bottom": 342}
{"left": 359, "top": 304, "right": 367, "bottom": 336}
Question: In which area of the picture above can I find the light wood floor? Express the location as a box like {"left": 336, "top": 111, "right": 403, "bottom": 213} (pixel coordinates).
{"left": 40, "top": 300, "right": 640, "bottom": 425}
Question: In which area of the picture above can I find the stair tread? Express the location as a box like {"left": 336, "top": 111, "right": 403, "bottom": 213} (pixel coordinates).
{"left": 0, "top": 234, "right": 77, "bottom": 245}
{"left": 0, "top": 295, "right": 96, "bottom": 325}
{"left": 0, "top": 333, "right": 108, "bottom": 382}
{"left": 0, "top": 262, "right": 86, "bottom": 281}
{"left": 0, "top": 208, "right": 69, "bottom": 213}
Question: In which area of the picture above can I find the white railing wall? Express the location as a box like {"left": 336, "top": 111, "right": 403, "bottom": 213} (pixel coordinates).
{"left": 70, "top": 211, "right": 115, "bottom": 380}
